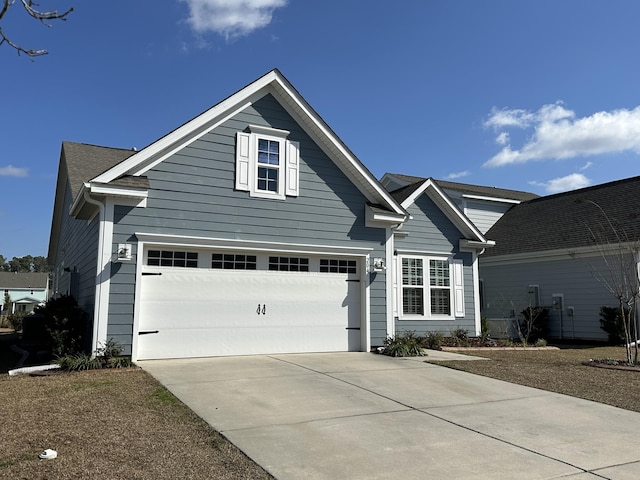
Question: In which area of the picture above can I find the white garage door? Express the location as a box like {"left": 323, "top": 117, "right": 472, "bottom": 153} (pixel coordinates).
{"left": 136, "top": 251, "right": 362, "bottom": 360}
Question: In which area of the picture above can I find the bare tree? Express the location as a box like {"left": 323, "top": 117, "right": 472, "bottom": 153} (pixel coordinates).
{"left": 577, "top": 201, "right": 640, "bottom": 365}
{"left": 0, "top": 0, "right": 73, "bottom": 58}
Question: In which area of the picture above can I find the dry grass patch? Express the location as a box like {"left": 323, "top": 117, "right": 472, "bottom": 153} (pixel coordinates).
{"left": 430, "top": 345, "right": 640, "bottom": 412}
{"left": 0, "top": 368, "right": 273, "bottom": 480}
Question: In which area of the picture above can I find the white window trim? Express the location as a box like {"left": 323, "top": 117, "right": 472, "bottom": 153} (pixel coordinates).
{"left": 236, "top": 125, "right": 299, "bottom": 199}
{"left": 397, "top": 254, "right": 459, "bottom": 320}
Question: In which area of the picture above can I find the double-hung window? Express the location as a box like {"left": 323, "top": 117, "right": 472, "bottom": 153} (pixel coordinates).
{"left": 399, "top": 255, "right": 463, "bottom": 318}
{"left": 235, "top": 125, "right": 300, "bottom": 199}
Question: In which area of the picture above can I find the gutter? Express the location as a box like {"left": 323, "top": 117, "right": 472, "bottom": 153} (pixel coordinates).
{"left": 82, "top": 189, "right": 107, "bottom": 356}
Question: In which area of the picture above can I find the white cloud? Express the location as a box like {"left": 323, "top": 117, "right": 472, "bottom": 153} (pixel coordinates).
{"left": 180, "top": 0, "right": 288, "bottom": 40}
{"left": 445, "top": 170, "right": 471, "bottom": 180}
{"left": 483, "top": 102, "right": 640, "bottom": 167}
{"left": 580, "top": 161, "right": 593, "bottom": 171}
{"left": 529, "top": 173, "right": 591, "bottom": 194}
{"left": 495, "top": 131, "right": 509, "bottom": 146}
{"left": 0, "top": 165, "right": 28, "bottom": 177}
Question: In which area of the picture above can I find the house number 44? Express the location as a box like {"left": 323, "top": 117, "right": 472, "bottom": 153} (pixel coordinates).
{"left": 256, "top": 304, "right": 266, "bottom": 315}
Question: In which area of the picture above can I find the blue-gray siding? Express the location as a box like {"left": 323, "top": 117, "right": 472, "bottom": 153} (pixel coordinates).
{"left": 394, "top": 195, "right": 478, "bottom": 335}
{"left": 480, "top": 254, "right": 623, "bottom": 341}
{"left": 52, "top": 182, "right": 100, "bottom": 350}
{"left": 108, "top": 93, "right": 388, "bottom": 353}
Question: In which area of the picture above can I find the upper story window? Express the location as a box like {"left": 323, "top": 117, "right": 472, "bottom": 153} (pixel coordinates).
{"left": 236, "top": 125, "right": 299, "bottom": 200}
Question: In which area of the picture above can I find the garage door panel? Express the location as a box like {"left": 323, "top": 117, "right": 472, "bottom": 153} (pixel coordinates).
{"left": 137, "top": 264, "right": 361, "bottom": 360}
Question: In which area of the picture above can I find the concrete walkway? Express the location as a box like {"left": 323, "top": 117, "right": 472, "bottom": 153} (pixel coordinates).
{"left": 139, "top": 352, "right": 640, "bottom": 480}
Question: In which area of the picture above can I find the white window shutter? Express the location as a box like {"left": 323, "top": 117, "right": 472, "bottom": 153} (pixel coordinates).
{"left": 453, "top": 259, "right": 465, "bottom": 317}
{"left": 235, "top": 132, "right": 251, "bottom": 191}
{"left": 285, "top": 140, "right": 300, "bottom": 197}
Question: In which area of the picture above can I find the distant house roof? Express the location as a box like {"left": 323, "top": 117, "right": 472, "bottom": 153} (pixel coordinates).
{"left": 386, "top": 173, "right": 539, "bottom": 203}
{"left": 483, "top": 175, "right": 640, "bottom": 257}
{"left": 0, "top": 272, "right": 49, "bottom": 289}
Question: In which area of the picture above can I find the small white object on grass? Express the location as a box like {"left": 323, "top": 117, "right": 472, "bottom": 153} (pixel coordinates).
{"left": 38, "top": 449, "right": 58, "bottom": 460}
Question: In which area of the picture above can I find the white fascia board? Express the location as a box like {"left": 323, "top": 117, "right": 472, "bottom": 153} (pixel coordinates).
{"left": 69, "top": 183, "right": 90, "bottom": 217}
{"left": 462, "top": 193, "right": 521, "bottom": 204}
{"left": 134, "top": 232, "right": 374, "bottom": 257}
{"left": 459, "top": 239, "right": 496, "bottom": 251}
{"left": 88, "top": 183, "right": 149, "bottom": 199}
{"left": 365, "top": 205, "right": 406, "bottom": 228}
{"left": 401, "top": 179, "right": 488, "bottom": 243}
{"left": 269, "top": 79, "right": 405, "bottom": 216}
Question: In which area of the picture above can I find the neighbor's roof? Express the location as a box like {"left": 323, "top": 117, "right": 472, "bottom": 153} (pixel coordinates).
{"left": 387, "top": 173, "right": 539, "bottom": 203}
{"left": 0, "top": 272, "right": 49, "bottom": 289}
{"left": 483, "top": 175, "right": 640, "bottom": 257}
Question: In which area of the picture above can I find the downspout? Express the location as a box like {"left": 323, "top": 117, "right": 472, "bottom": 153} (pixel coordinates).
{"left": 83, "top": 189, "right": 107, "bottom": 356}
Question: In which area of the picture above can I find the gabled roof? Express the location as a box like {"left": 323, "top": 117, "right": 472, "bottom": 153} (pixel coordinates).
{"left": 48, "top": 143, "right": 137, "bottom": 261}
{"left": 63, "top": 142, "right": 137, "bottom": 200}
{"left": 0, "top": 272, "right": 49, "bottom": 289}
{"left": 385, "top": 173, "right": 539, "bottom": 203}
{"left": 389, "top": 178, "right": 493, "bottom": 248}
{"left": 483, "top": 175, "right": 640, "bottom": 258}
{"left": 87, "top": 69, "right": 404, "bottom": 217}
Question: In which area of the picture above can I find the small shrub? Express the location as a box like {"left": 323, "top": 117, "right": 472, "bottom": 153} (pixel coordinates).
{"left": 450, "top": 328, "right": 469, "bottom": 347}
{"left": 535, "top": 338, "right": 547, "bottom": 347}
{"left": 599, "top": 306, "right": 627, "bottom": 345}
{"left": 518, "top": 307, "right": 549, "bottom": 344}
{"left": 6, "top": 311, "right": 26, "bottom": 332}
{"left": 382, "top": 331, "right": 424, "bottom": 357}
{"left": 480, "top": 317, "right": 491, "bottom": 344}
{"left": 57, "top": 353, "right": 103, "bottom": 371}
{"left": 34, "top": 295, "right": 87, "bottom": 356}
{"left": 107, "top": 355, "right": 133, "bottom": 369}
{"left": 423, "top": 331, "right": 444, "bottom": 351}
{"left": 56, "top": 338, "right": 132, "bottom": 371}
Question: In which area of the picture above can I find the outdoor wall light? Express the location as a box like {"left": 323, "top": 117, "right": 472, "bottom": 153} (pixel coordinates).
{"left": 116, "top": 244, "right": 132, "bottom": 262}
{"left": 372, "top": 258, "right": 385, "bottom": 272}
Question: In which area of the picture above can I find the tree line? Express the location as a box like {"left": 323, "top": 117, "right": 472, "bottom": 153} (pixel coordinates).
{"left": 0, "top": 255, "right": 49, "bottom": 273}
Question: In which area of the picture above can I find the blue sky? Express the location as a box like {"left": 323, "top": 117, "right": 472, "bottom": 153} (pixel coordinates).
{"left": 3, "top": 1, "right": 640, "bottom": 259}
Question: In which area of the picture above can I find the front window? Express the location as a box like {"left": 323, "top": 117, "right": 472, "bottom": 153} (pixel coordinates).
{"left": 400, "top": 256, "right": 452, "bottom": 317}
{"left": 257, "top": 138, "right": 280, "bottom": 193}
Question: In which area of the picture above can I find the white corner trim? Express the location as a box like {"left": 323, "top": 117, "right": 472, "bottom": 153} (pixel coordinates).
{"left": 385, "top": 227, "right": 395, "bottom": 339}
{"left": 82, "top": 194, "right": 114, "bottom": 356}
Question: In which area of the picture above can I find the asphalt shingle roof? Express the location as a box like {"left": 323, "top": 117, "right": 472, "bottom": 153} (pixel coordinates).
{"left": 484, "top": 175, "right": 640, "bottom": 257}
{"left": 387, "top": 173, "right": 539, "bottom": 203}
{"left": 0, "top": 272, "right": 49, "bottom": 289}
{"left": 62, "top": 142, "right": 138, "bottom": 198}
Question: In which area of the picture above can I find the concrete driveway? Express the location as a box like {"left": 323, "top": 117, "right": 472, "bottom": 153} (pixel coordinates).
{"left": 139, "top": 352, "right": 640, "bottom": 480}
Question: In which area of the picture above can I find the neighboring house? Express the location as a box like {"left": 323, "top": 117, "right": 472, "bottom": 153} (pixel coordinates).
{"left": 0, "top": 272, "right": 50, "bottom": 314}
{"left": 48, "top": 69, "right": 495, "bottom": 361}
{"left": 480, "top": 176, "right": 640, "bottom": 341}
{"left": 381, "top": 173, "right": 539, "bottom": 234}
